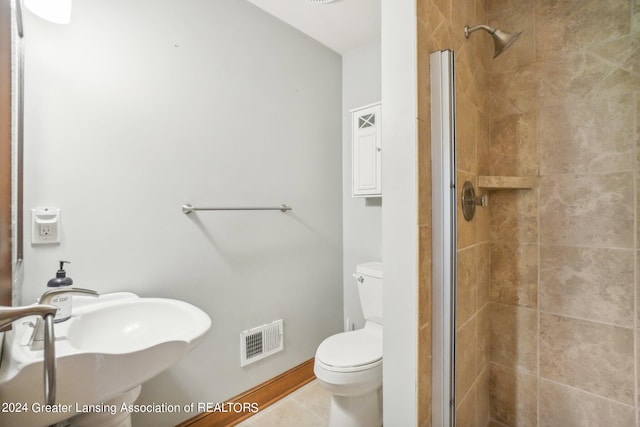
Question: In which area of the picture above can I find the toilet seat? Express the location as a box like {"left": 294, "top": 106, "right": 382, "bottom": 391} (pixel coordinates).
{"left": 316, "top": 328, "right": 382, "bottom": 372}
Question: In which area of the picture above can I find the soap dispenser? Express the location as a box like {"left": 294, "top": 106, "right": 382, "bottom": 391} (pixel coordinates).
{"left": 47, "top": 260, "right": 74, "bottom": 322}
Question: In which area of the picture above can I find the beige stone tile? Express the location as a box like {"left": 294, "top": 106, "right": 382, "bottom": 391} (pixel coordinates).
{"left": 486, "top": 0, "right": 523, "bottom": 15}
{"left": 417, "top": 118, "right": 432, "bottom": 227}
{"left": 490, "top": 50, "right": 636, "bottom": 117}
{"left": 488, "top": 64, "right": 538, "bottom": 117}
{"left": 589, "top": 33, "right": 640, "bottom": 75}
{"left": 477, "top": 304, "right": 491, "bottom": 373}
{"left": 586, "top": 58, "right": 640, "bottom": 100}
{"left": 634, "top": 0, "right": 640, "bottom": 33}
{"left": 422, "top": 0, "right": 448, "bottom": 41}
{"left": 535, "top": 52, "right": 615, "bottom": 107}
{"left": 490, "top": 189, "right": 538, "bottom": 246}
{"left": 490, "top": 243, "right": 538, "bottom": 308}
{"left": 432, "top": 0, "right": 450, "bottom": 21}
{"left": 475, "top": 365, "right": 490, "bottom": 427}
{"left": 489, "top": 111, "right": 537, "bottom": 177}
{"left": 489, "top": 364, "right": 537, "bottom": 427}
{"left": 290, "top": 381, "right": 331, "bottom": 422}
{"left": 419, "top": 225, "right": 432, "bottom": 328}
{"left": 490, "top": 303, "right": 538, "bottom": 373}
{"left": 539, "top": 173, "right": 634, "bottom": 248}
{"left": 538, "top": 94, "right": 634, "bottom": 176}
{"left": 429, "top": 19, "right": 454, "bottom": 53}
{"left": 456, "top": 382, "right": 477, "bottom": 425}
{"left": 464, "top": 52, "right": 489, "bottom": 111}
{"left": 456, "top": 94, "right": 478, "bottom": 176}
{"left": 539, "top": 379, "right": 635, "bottom": 427}
{"left": 235, "top": 418, "right": 255, "bottom": 427}
{"left": 539, "top": 313, "right": 634, "bottom": 404}
{"left": 536, "top": 0, "right": 630, "bottom": 60}
{"left": 456, "top": 45, "right": 475, "bottom": 109}
{"left": 637, "top": 252, "right": 640, "bottom": 327}
{"left": 418, "top": 324, "right": 432, "bottom": 426}
{"left": 477, "top": 109, "right": 491, "bottom": 176}
{"left": 417, "top": 18, "right": 432, "bottom": 122}
{"left": 457, "top": 246, "right": 478, "bottom": 327}
{"left": 540, "top": 246, "right": 634, "bottom": 327}
{"left": 476, "top": 243, "right": 491, "bottom": 309}
{"left": 637, "top": 95, "right": 640, "bottom": 172}
{"left": 246, "top": 398, "right": 325, "bottom": 427}
{"left": 457, "top": 316, "right": 478, "bottom": 403}
{"left": 637, "top": 329, "right": 640, "bottom": 407}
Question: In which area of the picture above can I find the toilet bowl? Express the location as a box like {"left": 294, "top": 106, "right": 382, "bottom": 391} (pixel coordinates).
{"left": 314, "top": 262, "right": 383, "bottom": 427}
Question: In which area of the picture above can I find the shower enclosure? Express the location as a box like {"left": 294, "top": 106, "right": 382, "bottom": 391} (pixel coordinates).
{"left": 425, "top": 0, "right": 639, "bottom": 425}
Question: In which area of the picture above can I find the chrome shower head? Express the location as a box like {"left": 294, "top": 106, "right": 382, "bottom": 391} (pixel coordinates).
{"left": 464, "top": 24, "right": 523, "bottom": 58}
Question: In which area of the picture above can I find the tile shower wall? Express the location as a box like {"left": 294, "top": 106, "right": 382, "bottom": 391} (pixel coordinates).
{"left": 486, "top": 0, "right": 640, "bottom": 425}
{"left": 418, "top": 0, "right": 640, "bottom": 426}
{"left": 417, "top": 0, "right": 493, "bottom": 425}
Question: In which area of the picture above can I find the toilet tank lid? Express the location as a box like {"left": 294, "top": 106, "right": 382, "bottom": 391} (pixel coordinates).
{"left": 356, "top": 262, "right": 383, "bottom": 278}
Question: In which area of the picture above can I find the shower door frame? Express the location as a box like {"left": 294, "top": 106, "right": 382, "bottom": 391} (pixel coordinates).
{"left": 430, "top": 49, "right": 456, "bottom": 427}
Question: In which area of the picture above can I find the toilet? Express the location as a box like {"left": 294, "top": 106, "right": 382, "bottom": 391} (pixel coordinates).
{"left": 314, "top": 262, "right": 383, "bottom": 427}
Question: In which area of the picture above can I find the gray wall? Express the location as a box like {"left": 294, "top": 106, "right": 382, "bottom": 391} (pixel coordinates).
{"left": 21, "top": 1, "right": 343, "bottom": 426}
{"left": 341, "top": 40, "right": 382, "bottom": 330}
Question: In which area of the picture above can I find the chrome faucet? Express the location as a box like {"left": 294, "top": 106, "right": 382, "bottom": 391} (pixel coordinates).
{"left": 2, "top": 288, "right": 99, "bottom": 406}
{"left": 0, "top": 304, "right": 57, "bottom": 330}
{"left": 29, "top": 288, "right": 99, "bottom": 348}
{"left": 0, "top": 302, "right": 58, "bottom": 405}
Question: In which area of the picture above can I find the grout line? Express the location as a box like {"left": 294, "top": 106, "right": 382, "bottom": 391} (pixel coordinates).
{"left": 537, "top": 244, "right": 636, "bottom": 251}
{"left": 536, "top": 308, "right": 634, "bottom": 330}
{"left": 538, "top": 376, "right": 636, "bottom": 409}
{"left": 486, "top": 361, "right": 637, "bottom": 409}
{"left": 488, "top": 300, "right": 636, "bottom": 330}
{"left": 537, "top": 169, "right": 637, "bottom": 178}
{"left": 487, "top": 361, "right": 536, "bottom": 378}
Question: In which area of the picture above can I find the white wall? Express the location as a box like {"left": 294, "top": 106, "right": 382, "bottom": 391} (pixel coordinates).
{"left": 381, "top": 0, "right": 418, "bottom": 424}
{"left": 342, "top": 39, "right": 382, "bottom": 330}
{"left": 21, "top": 1, "right": 343, "bottom": 426}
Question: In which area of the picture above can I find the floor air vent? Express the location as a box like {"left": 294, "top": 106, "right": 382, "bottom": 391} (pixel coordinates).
{"left": 240, "top": 319, "right": 283, "bottom": 367}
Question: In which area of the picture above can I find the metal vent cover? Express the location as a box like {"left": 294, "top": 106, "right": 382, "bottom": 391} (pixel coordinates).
{"left": 240, "top": 319, "right": 284, "bottom": 367}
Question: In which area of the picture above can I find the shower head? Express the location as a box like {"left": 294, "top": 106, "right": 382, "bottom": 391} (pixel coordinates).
{"left": 464, "top": 25, "right": 523, "bottom": 58}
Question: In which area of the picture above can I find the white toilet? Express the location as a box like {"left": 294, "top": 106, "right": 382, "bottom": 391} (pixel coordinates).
{"left": 314, "top": 262, "right": 383, "bottom": 427}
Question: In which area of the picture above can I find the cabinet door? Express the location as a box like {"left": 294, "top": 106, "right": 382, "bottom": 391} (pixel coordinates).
{"left": 352, "top": 103, "right": 382, "bottom": 197}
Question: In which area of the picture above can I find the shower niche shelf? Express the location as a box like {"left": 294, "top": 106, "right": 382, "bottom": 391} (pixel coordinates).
{"left": 478, "top": 176, "right": 537, "bottom": 190}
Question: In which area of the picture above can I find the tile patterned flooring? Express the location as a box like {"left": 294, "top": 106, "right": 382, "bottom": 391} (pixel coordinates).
{"left": 236, "top": 380, "right": 330, "bottom": 427}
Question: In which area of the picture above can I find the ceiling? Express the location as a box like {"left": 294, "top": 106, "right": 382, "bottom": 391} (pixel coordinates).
{"left": 246, "top": 0, "right": 381, "bottom": 54}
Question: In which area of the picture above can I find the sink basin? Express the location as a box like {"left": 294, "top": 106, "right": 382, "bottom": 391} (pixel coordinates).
{"left": 67, "top": 297, "right": 209, "bottom": 353}
{"left": 0, "top": 292, "right": 211, "bottom": 427}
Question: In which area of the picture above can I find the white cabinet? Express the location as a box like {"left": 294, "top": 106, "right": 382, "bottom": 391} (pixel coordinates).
{"left": 351, "top": 102, "right": 382, "bottom": 197}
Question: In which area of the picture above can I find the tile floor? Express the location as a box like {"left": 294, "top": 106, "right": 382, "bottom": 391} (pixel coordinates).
{"left": 235, "top": 380, "right": 330, "bottom": 427}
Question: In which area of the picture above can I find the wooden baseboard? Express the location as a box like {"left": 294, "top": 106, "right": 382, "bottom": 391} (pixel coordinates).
{"left": 176, "top": 358, "right": 316, "bottom": 427}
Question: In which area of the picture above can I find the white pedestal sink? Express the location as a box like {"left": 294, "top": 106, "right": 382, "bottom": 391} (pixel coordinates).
{"left": 0, "top": 292, "right": 211, "bottom": 427}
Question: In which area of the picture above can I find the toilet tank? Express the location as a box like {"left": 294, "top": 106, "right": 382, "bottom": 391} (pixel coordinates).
{"left": 356, "top": 262, "right": 383, "bottom": 324}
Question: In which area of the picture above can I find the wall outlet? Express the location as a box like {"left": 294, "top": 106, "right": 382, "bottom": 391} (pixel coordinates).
{"left": 32, "top": 207, "right": 61, "bottom": 245}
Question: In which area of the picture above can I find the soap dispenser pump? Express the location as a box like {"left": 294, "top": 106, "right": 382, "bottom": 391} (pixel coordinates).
{"left": 47, "top": 260, "right": 74, "bottom": 322}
